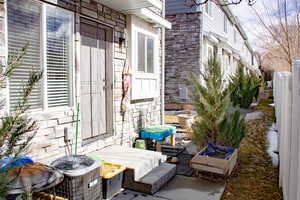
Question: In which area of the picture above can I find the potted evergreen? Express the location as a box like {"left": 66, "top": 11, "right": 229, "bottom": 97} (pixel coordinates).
{"left": 190, "top": 56, "right": 245, "bottom": 177}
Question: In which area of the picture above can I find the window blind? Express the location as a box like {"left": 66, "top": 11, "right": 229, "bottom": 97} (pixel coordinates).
{"left": 46, "top": 6, "right": 72, "bottom": 107}
{"left": 137, "top": 32, "right": 154, "bottom": 73}
{"left": 8, "top": 0, "right": 42, "bottom": 111}
{"left": 147, "top": 37, "right": 154, "bottom": 73}
{"left": 138, "top": 33, "right": 146, "bottom": 72}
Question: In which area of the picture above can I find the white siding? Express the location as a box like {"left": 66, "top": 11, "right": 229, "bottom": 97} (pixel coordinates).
{"left": 202, "top": 2, "right": 259, "bottom": 72}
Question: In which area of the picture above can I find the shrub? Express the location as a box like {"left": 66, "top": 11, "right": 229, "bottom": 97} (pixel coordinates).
{"left": 190, "top": 56, "right": 231, "bottom": 146}
{"left": 219, "top": 108, "right": 246, "bottom": 148}
{"left": 191, "top": 56, "right": 246, "bottom": 149}
{"left": 229, "top": 63, "right": 261, "bottom": 109}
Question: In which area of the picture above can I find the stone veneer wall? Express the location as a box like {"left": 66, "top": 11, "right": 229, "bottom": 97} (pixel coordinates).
{"left": 0, "top": 0, "right": 163, "bottom": 163}
{"left": 0, "top": 0, "right": 6, "bottom": 117}
{"left": 165, "top": 12, "right": 202, "bottom": 105}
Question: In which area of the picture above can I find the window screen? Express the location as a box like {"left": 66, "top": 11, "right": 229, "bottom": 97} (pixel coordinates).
{"left": 8, "top": 0, "right": 42, "bottom": 111}
{"left": 147, "top": 38, "right": 154, "bottom": 73}
{"left": 138, "top": 33, "right": 146, "bottom": 72}
{"left": 137, "top": 32, "right": 155, "bottom": 73}
{"left": 46, "top": 5, "right": 73, "bottom": 107}
{"left": 7, "top": 0, "right": 73, "bottom": 111}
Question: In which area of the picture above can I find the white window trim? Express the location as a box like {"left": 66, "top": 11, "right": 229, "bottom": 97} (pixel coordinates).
{"left": 224, "top": 16, "right": 228, "bottom": 33}
{"left": 234, "top": 29, "right": 237, "bottom": 44}
{"left": 204, "top": 2, "right": 213, "bottom": 19}
{"left": 207, "top": 44, "right": 214, "bottom": 60}
{"left": 6, "top": 0, "right": 75, "bottom": 114}
{"left": 43, "top": 5, "right": 75, "bottom": 113}
{"left": 132, "top": 25, "right": 159, "bottom": 80}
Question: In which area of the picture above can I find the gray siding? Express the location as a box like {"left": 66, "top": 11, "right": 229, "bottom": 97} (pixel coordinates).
{"left": 166, "top": 0, "right": 201, "bottom": 15}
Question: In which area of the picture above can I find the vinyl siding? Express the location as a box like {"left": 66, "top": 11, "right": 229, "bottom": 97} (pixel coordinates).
{"left": 202, "top": 2, "right": 257, "bottom": 69}
{"left": 166, "top": 0, "right": 201, "bottom": 15}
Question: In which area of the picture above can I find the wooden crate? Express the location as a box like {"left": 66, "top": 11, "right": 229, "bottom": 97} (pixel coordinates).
{"left": 190, "top": 147, "right": 238, "bottom": 177}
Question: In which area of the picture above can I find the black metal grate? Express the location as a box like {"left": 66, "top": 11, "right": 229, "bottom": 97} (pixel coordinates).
{"left": 49, "top": 167, "right": 102, "bottom": 200}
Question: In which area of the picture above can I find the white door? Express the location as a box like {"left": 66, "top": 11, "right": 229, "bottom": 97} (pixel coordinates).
{"left": 80, "top": 19, "right": 113, "bottom": 141}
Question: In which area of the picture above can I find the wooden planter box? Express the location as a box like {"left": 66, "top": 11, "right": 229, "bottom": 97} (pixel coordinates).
{"left": 190, "top": 146, "right": 238, "bottom": 177}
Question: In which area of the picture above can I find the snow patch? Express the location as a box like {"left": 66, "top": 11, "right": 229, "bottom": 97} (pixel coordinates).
{"left": 267, "top": 123, "right": 279, "bottom": 167}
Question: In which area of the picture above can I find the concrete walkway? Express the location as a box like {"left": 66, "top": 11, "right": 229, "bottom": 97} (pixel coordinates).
{"left": 112, "top": 175, "right": 225, "bottom": 200}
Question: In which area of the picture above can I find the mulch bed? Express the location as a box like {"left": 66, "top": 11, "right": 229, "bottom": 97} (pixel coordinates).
{"left": 222, "top": 98, "right": 283, "bottom": 200}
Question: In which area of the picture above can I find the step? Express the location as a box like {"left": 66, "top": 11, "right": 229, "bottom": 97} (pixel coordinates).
{"left": 123, "top": 163, "right": 176, "bottom": 194}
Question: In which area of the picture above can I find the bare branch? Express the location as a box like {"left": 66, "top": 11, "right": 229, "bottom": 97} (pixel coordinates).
{"left": 186, "top": 0, "right": 256, "bottom": 7}
{"left": 252, "top": 0, "right": 300, "bottom": 72}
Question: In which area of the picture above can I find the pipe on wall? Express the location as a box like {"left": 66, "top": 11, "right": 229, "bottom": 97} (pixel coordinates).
{"left": 161, "top": 0, "right": 165, "bottom": 124}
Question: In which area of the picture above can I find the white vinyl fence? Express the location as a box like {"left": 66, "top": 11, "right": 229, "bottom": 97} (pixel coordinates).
{"left": 273, "top": 60, "right": 300, "bottom": 200}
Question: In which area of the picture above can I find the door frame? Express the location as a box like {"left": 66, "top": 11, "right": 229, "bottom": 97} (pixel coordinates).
{"left": 79, "top": 16, "right": 114, "bottom": 144}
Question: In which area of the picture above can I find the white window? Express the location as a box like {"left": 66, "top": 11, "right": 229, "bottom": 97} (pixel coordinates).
{"left": 205, "top": 1, "right": 212, "bottom": 17}
{"left": 7, "top": 0, "right": 74, "bottom": 111}
{"left": 137, "top": 32, "right": 155, "bottom": 74}
{"left": 224, "top": 15, "right": 228, "bottom": 33}
{"left": 131, "top": 25, "right": 159, "bottom": 100}
{"left": 207, "top": 45, "right": 214, "bottom": 60}
{"left": 234, "top": 29, "right": 237, "bottom": 43}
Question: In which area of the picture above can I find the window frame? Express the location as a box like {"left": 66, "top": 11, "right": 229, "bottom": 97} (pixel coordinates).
{"left": 234, "top": 29, "right": 237, "bottom": 43}
{"left": 137, "top": 32, "right": 155, "bottom": 74}
{"left": 204, "top": 1, "right": 213, "bottom": 17}
{"left": 133, "top": 26, "right": 159, "bottom": 80}
{"left": 224, "top": 15, "right": 228, "bottom": 33}
{"left": 207, "top": 44, "right": 214, "bottom": 61}
{"left": 6, "top": 0, "right": 75, "bottom": 113}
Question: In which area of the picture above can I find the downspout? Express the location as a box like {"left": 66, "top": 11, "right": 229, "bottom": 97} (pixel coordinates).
{"left": 74, "top": 0, "right": 81, "bottom": 154}
{"left": 161, "top": 0, "right": 165, "bottom": 124}
{"left": 199, "top": 7, "right": 204, "bottom": 84}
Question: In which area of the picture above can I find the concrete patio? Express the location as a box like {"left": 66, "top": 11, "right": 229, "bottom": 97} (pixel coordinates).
{"left": 113, "top": 175, "right": 225, "bottom": 200}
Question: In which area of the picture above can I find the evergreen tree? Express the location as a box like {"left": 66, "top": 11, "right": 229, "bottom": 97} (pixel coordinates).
{"left": 228, "top": 62, "right": 261, "bottom": 109}
{"left": 219, "top": 109, "right": 246, "bottom": 148}
{"left": 191, "top": 56, "right": 246, "bottom": 148}
{"left": 0, "top": 45, "right": 42, "bottom": 199}
{"left": 190, "top": 56, "right": 231, "bottom": 146}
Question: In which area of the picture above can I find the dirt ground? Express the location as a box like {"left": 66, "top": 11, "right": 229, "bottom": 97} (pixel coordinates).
{"left": 222, "top": 98, "right": 283, "bottom": 200}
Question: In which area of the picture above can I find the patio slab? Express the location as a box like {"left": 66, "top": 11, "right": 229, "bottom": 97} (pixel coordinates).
{"left": 154, "top": 175, "right": 225, "bottom": 200}
{"left": 112, "top": 190, "right": 168, "bottom": 200}
{"left": 112, "top": 175, "right": 225, "bottom": 200}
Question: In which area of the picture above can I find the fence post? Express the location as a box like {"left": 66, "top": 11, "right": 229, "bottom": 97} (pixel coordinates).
{"left": 277, "top": 72, "right": 292, "bottom": 200}
{"left": 273, "top": 73, "right": 281, "bottom": 126}
{"left": 289, "top": 60, "right": 300, "bottom": 200}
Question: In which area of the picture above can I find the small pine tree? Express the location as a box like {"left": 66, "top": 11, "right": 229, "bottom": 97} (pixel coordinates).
{"left": 229, "top": 62, "right": 261, "bottom": 108}
{"left": 191, "top": 56, "right": 246, "bottom": 149}
{"left": 190, "top": 56, "right": 231, "bottom": 146}
{"left": 219, "top": 109, "right": 246, "bottom": 148}
{"left": 0, "top": 45, "right": 42, "bottom": 199}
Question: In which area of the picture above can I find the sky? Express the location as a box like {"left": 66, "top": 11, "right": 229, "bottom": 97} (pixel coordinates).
{"left": 229, "top": 0, "right": 299, "bottom": 52}
{"left": 229, "top": 0, "right": 267, "bottom": 51}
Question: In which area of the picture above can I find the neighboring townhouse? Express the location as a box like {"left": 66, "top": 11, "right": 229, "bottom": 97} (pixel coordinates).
{"left": 165, "top": 0, "right": 259, "bottom": 105}
{"left": 0, "top": 0, "right": 171, "bottom": 162}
